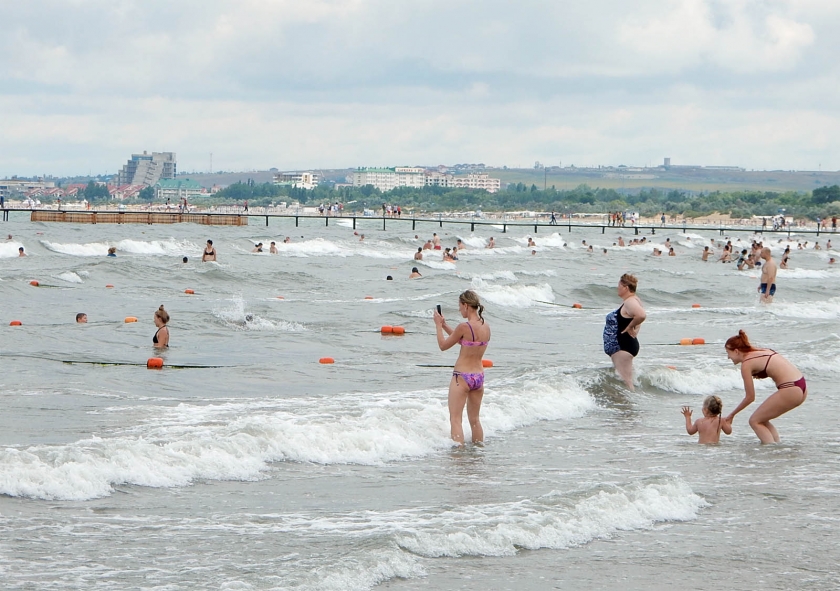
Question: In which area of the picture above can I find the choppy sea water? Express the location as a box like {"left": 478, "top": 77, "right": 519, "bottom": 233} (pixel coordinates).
{"left": 1, "top": 216, "right": 839, "bottom": 590}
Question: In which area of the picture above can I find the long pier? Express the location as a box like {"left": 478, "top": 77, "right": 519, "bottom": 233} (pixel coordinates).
{"left": 1, "top": 208, "right": 834, "bottom": 237}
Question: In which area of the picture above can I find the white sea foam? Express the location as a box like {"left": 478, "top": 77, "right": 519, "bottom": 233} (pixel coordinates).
{"left": 767, "top": 298, "right": 840, "bottom": 320}
{"left": 640, "top": 364, "right": 771, "bottom": 395}
{"left": 214, "top": 297, "right": 306, "bottom": 331}
{"left": 777, "top": 268, "right": 838, "bottom": 279}
{"left": 56, "top": 271, "right": 83, "bottom": 284}
{"left": 41, "top": 239, "right": 196, "bottom": 256}
{"left": 395, "top": 478, "right": 704, "bottom": 557}
{"left": 0, "top": 376, "right": 592, "bottom": 501}
{"left": 471, "top": 278, "right": 555, "bottom": 307}
{"left": 463, "top": 270, "right": 517, "bottom": 282}
{"left": 0, "top": 242, "right": 23, "bottom": 258}
{"left": 459, "top": 236, "right": 489, "bottom": 248}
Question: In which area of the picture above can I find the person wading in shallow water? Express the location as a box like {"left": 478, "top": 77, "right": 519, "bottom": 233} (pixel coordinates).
{"left": 603, "top": 273, "right": 646, "bottom": 390}
{"left": 433, "top": 290, "right": 491, "bottom": 446}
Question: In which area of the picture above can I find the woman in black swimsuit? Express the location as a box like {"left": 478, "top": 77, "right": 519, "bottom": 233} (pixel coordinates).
{"left": 724, "top": 330, "right": 807, "bottom": 443}
{"left": 202, "top": 240, "right": 216, "bottom": 262}
{"left": 153, "top": 305, "right": 170, "bottom": 348}
{"left": 603, "top": 274, "right": 646, "bottom": 390}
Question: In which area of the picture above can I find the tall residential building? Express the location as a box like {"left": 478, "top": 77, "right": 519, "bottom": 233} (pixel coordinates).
{"left": 273, "top": 171, "right": 319, "bottom": 190}
{"left": 425, "top": 171, "right": 501, "bottom": 193}
{"left": 117, "top": 151, "right": 176, "bottom": 186}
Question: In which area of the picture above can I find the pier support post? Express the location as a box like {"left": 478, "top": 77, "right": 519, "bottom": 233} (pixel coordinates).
{"left": 353, "top": 217, "right": 357, "bottom": 230}
{"left": 295, "top": 216, "right": 299, "bottom": 227}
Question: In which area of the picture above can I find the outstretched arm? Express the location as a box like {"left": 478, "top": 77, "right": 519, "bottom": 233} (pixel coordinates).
{"left": 721, "top": 416, "right": 733, "bottom": 435}
{"left": 681, "top": 407, "right": 697, "bottom": 435}
{"left": 725, "top": 365, "right": 756, "bottom": 422}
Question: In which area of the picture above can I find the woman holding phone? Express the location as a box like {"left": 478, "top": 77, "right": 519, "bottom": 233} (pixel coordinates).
{"left": 433, "top": 290, "right": 491, "bottom": 445}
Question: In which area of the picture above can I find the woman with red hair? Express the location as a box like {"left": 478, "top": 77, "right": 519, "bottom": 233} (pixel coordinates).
{"left": 724, "top": 330, "right": 807, "bottom": 443}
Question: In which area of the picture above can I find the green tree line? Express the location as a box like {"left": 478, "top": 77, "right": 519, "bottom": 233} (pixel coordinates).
{"left": 209, "top": 182, "right": 840, "bottom": 220}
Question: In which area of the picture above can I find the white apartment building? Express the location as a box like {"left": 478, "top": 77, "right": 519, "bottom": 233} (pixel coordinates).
{"left": 273, "top": 171, "right": 319, "bottom": 190}
{"left": 425, "top": 172, "right": 501, "bottom": 193}
{"left": 353, "top": 167, "right": 426, "bottom": 192}
{"left": 117, "top": 151, "right": 176, "bottom": 186}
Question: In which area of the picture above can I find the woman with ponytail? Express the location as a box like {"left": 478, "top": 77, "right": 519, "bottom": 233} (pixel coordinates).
{"left": 724, "top": 330, "right": 807, "bottom": 443}
{"left": 433, "top": 290, "right": 491, "bottom": 445}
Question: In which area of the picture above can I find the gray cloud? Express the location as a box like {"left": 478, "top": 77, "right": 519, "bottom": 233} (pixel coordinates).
{"left": 1, "top": 0, "right": 839, "bottom": 175}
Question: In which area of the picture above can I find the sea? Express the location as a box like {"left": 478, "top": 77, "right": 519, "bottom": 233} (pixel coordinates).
{"left": 1, "top": 214, "right": 838, "bottom": 590}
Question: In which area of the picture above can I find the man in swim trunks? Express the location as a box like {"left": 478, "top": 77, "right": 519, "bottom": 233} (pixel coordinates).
{"left": 432, "top": 233, "right": 441, "bottom": 250}
{"left": 422, "top": 240, "right": 432, "bottom": 250}
{"left": 758, "top": 247, "right": 777, "bottom": 303}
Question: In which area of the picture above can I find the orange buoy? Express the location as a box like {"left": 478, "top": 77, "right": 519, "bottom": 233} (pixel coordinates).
{"left": 319, "top": 357, "right": 335, "bottom": 364}
{"left": 124, "top": 317, "right": 138, "bottom": 323}
{"left": 691, "top": 303, "right": 701, "bottom": 308}
{"left": 146, "top": 357, "right": 164, "bottom": 369}
{"left": 482, "top": 359, "right": 494, "bottom": 368}
{"left": 184, "top": 289, "right": 195, "bottom": 295}
{"left": 380, "top": 325, "right": 394, "bottom": 334}
{"left": 364, "top": 296, "right": 374, "bottom": 300}
{"left": 106, "top": 284, "right": 114, "bottom": 289}
{"left": 9, "top": 320, "right": 22, "bottom": 326}
{"left": 572, "top": 303, "right": 582, "bottom": 309}
{"left": 679, "top": 338, "right": 693, "bottom": 346}
{"left": 276, "top": 296, "right": 284, "bottom": 300}
{"left": 29, "top": 280, "right": 39, "bottom": 287}
{"left": 667, "top": 365, "right": 677, "bottom": 370}
{"left": 692, "top": 338, "right": 706, "bottom": 345}
{"left": 392, "top": 326, "right": 405, "bottom": 335}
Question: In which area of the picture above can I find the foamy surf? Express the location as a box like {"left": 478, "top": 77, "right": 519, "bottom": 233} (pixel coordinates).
{"left": 471, "top": 278, "right": 555, "bottom": 307}
{"left": 0, "top": 377, "right": 593, "bottom": 501}
{"left": 396, "top": 477, "right": 705, "bottom": 557}
{"left": 640, "top": 364, "right": 772, "bottom": 395}
{"left": 41, "top": 238, "right": 196, "bottom": 256}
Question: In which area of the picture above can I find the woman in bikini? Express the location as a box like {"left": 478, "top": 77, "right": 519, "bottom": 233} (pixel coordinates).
{"left": 433, "top": 290, "right": 490, "bottom": 445}
{"left": 153, "top": 305, "right": 170, "bottom": 348}
{"left": 202, "top": 240, "right": 216, "bottom": 262}
{"left": 603, "top": 273, "right": 646, "bottom": 391}
{"left": 724, "top": 330, "right": 807, "bottom": 443}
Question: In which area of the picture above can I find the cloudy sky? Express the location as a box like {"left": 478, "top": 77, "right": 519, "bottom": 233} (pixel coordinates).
{"left": 1, "top": 0, "right": 839, "bottom": 177}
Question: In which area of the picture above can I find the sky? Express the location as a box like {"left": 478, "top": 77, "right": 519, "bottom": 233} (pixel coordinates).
{"left": 1, "top": 0, "right": 839, "bottom": 177}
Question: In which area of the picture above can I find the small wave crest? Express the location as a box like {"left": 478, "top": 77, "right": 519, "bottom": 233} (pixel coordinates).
{"left": 472, "top": 278, "right": 555, "bottom": 307}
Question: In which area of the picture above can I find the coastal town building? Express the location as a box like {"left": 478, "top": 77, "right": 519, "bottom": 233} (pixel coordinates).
{"left": 353, "top": 167, "right": 500, "bottom": 193}
{"left": 154, "top": 178, "right": 204, "bottom": 201}
{"left": 273, "top": 171, "right": 319, "bottom": 190}
{"left": 353, "top": 167, "right": 426, "bottom": 191}
{"left": 117, "top": 151, "right": 176, "bottom": 186}
{"left": 0, "top": 179, "right": 56, "bottom": 200}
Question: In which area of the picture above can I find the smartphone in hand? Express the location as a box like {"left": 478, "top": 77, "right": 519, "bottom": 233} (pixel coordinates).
{"left": 436, "top": 305, "right": 442, "bottom": 315}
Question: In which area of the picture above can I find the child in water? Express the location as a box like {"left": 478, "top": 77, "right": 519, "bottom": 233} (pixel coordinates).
{"left": 681, "top": 396, "right": 732, "bottom": 443}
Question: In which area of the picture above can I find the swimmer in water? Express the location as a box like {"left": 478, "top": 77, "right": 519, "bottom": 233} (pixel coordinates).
{"left": 270, "top": 242, "right": 277, "bottom": 254}
{"left": 107, "top": 247, "right": 116, "bottom": 257}
{"left": 18, "top": 246, "right": 26, "bottom": 257}
{"left": 423, "top": 240, "right": 432, "bottom": 250}
{"left": 76, "top": 313, "right": 87, "bottom": 323}
{"left": 486, "top": 237, "right": 495, "bottom": 249}
{"left": 414, "top": 247, "right": 423, "bottom": 260}
{"left": 758, "top": 247, "right": 777, "bottom": 303}
{"left": 409, "top": 267, "right": 422, "bottom": 279}
{"left": 527, "top": 238, "right": 536, "bottom": 247}
{"left": 252, "top": 243, "right": 263, "bottom": 253}
{"left": 433, "top": 290, "right": 491, "bottom": 445}
{"left": 202, "top": 240, "right": 216, "bottom": 262}
{"left": 701, "top": 246, "right": 710, "bottom": 261}
{"left": 682, "top": 396, "right": 732, "bottom": 444}
{"left": 152, "top": 305, "right": 170, "bottom": 348}
{"left": 182, "top": 256, "right": 189, "bottom": 263}
{"left": 603, "top": 274, "right": 646, "bottom": 391}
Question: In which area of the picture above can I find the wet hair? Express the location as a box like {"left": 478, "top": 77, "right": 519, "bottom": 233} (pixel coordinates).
{"left": 76, "top": 312, "right": 86, "bottom": 321}
{"left": 619, "top": 273, "right": 638, "bottom": 293}
{"left": 182, "top": 256, "right": 188, "bottom": 263}
{"left": 411, "top": 267, "right": 420, "bottom": 273}
{"left": 459, "top": 290, "right": 485, "bottom": 323}
{"left": 155, "top": 305, "right": 170, "bottom": 325}
{"left": 725, "top": 329, "right": 756, "bottom": 353}
{"left": 417, "top": 247, "right": 422, "bottom": 252}
{"left": 386, "top": 275, "right": 393, "bottom": 280}
{"left": 108, "top": 246, "right": 116, "bottom": 254}
{"left": 703, "top": 395, "right": 723, "bottom": 416}
{"left": 207, "top": 240, "right": 213, "bottom": 245}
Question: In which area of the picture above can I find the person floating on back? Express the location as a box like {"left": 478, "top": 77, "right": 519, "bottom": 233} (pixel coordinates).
{"left": 681, "top": 396, "right": 732, "bottom": 444}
